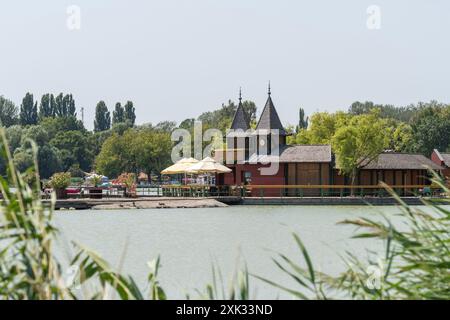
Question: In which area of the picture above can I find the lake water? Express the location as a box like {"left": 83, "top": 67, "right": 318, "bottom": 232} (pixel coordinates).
{"left": 53, "top": 205, "right": 433, "bottom": 299}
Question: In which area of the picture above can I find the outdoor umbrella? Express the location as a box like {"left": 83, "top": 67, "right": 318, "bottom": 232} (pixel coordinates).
{"left": 161, "top": 158, "right": 200, "bottom": 175}
{"left": 185, "top": 157, "right": 232, "bottom": 174}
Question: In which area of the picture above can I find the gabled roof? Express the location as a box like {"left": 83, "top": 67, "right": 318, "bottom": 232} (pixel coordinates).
{"left": 433, "top": 149, "right": 450, "bottom": 167}
{"left": 247, "top": 145, "right": 332, "bottom": 163}
{"left": 361, "top": 153, "right": 443, "bottom": 170}
{"left": 255, "top": 95, "right": 286, "bottom": 135}
{"left": 230, "top": 102, "right": 250, "bottom": 131}
{"left": 441, "top": 154, "right": 450, "bottom": 167}
{"left": 280, "top": 145, "right": 331, "bottom": 162}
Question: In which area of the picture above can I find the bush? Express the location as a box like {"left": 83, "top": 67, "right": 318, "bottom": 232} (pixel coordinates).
{"left": 49, "top": 172, "right": 71, "bottom": 190}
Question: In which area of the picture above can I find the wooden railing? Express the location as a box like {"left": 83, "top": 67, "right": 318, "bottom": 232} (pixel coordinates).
{"left": 160, "top": 184, "right": 446, "bottom": 198}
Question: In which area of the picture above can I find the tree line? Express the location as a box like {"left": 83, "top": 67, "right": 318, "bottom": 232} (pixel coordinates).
{"left": 1, "top": 92, "right": 449, "bottom": 183}
{"left": 0, "top": 93, "right": 138, "bottom": 179}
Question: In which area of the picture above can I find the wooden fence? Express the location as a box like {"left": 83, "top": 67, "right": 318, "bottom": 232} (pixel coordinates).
{"left": 160, "top": 184, "right": 445, "bottom": 198}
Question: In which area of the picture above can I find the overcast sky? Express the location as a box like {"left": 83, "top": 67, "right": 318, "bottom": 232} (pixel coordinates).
{"left": 1, "top": 0, "right": 449, "bottom": 129}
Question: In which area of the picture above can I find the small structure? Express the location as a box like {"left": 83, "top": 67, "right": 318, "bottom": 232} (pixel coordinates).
{"left": 431, "top": 149, "right": 450, "bottom": 181}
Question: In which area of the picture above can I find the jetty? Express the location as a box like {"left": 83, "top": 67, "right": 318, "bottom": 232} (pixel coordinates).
{"left": 51, "top": 196, "right": 241, "bottom": 210}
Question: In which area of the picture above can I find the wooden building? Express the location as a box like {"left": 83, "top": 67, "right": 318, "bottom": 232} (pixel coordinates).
{"left": 431, "top": 149, "right": 450, "bottom": 181}
{"left": 334, "top": 153, "right": 442, "bottom": 186}
{"left": 217, "top": 87, "right": 332, "bottom": 196}
{"left": 216, "top": 87, "right": 442, "bottom": 196}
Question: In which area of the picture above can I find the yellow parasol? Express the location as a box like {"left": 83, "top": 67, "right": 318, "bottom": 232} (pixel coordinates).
{"left": 161, "top": 158, "right": 199, "bottom": 175}
{"left": 185, "top": 157, "right": 232, "bottom": 174}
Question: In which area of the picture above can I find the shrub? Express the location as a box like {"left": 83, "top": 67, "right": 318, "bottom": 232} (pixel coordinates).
{"left": 49, "top": 172, "right": 71, "bottom": 190}
{"left": 116, "top": 172, "right": 136, "bottom": 196}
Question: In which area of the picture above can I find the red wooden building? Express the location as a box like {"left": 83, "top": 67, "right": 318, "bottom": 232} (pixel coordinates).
{"left": 216, "top": 88, "right": 443, "bottom": 196}
{"left": 431, "top": 149, "right": 450, "bottom": 181}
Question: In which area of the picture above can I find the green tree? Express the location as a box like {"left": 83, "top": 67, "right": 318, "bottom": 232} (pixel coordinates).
{"left": 293, "top": 111, "right": 349, "bottom": 144}
{"left": 0, "top": 96, "right": 18, "bottom": 127}
{"left": 39, "top": 94, "right": 54, "bottom": 119}
{"left": 50, "top": 130, "right": 92, "bottom": 171}
{"left": 63, "top": 94, "right": 76, "bottom": 117}
{"left": 38, "top": 145, "right": 62, "bottom": 179}
{"left": 242, "top": 100, "right": 257, "bottom": 127}
{"left": 389, "top": 122, "right": 413, "bottom": 152}
{"left": 409, "top": 103, "right": 450, "bottom": 155}
{"left": 154, "top": 121, "right": 177, "bottom": 133}
{"left": 296, "top": 107, "right": 308, "bottom": 133}
{"left": 21, "top": 125, "right": 49, "bottom": 147}
{"left": 332, "top": 112, "right": 390, "bottom": 190}
{"left": 94, "top": 132, "right": 130, "bottom": 177}
{"left": 95, "top": 128, "right": 172, "bottom": 179}
{"left": 19, "top": 93, "right": 38, "bottom": 126}
{"left": 87, "top": 130, "right": 112, "bottom": 157}
{"left": 124, "top": 101, "right": 136, "bottom": 126}
{"left": 94, "top": 101, "right": 111, "bottom": 132}
{"left": 54, "top": 93, "right": 64, "bottom": 117}
{"left": 5, "top": 125, "right": 24, "bottom": 151}
{"left": 54, "top": 93, "right": 76, "bottom": 117}
{"left": 179, "top": 118, "right": 195, "bottom": 130}
{"left": 133, "top": 128, "right": 172, "bottom": 182}
{"left": 112, "top": 102, "right": 125, "bottom": 124}
{"left": 348, "top": 100, "right": 418, "bottom": 123}
{"left": 40, "top": 116, "right": 85, "bottom": 140}
{"left": 12, "top": 148, "right": 34, "bottom": 173}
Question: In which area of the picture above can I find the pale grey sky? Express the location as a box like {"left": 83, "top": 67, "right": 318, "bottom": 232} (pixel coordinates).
{"left": 1, "top": 0, "right": 449, "bottom": 129}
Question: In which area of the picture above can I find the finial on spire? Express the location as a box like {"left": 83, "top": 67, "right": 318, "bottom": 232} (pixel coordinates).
{"left": 268, "top": 81, "right": 271, "bottom": 96}
{"left": 239, "top": 87, "right": 242, "bottom": 102}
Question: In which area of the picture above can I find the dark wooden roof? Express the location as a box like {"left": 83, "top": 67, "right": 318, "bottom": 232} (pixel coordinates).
{"left": 441, "top": 154, "right": 450, "bottom": 167}
{"left": 230, "top": 102, "right": 250, "bottom": 131}
{"left": 248, "top": 145, "right": 332, "bottom": 163}
{"left": 255, "top": 95, "right": 286, "bottom": 135}
{"left": 280, "top": 145, "right": 331, "bottom": 162}
{"left": 361, "top": 153, "right": 443, "bottom": 170}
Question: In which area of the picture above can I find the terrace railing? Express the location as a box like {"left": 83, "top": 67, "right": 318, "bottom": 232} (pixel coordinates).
{"left": 159, "top": 184, "right": 445, "bottom": 198}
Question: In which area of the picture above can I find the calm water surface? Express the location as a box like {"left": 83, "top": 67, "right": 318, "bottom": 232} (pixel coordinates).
{"left": 53, "top": 205, "right": 436, "bottom": 299}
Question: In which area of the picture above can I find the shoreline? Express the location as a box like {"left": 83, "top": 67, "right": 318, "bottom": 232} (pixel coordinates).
{"left": 51, "top": 197, "right": 229, "bottom": 210}
{"left": 49, "top": 196, "right": 449, "bottom": 210}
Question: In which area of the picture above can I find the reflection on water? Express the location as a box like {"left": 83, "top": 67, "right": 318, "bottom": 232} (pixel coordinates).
{"left": 53, "top": 205, "right": 427, "bottom": 299}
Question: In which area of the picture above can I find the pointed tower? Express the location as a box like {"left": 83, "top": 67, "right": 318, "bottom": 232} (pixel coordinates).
{"left": 255, "top": 83, "right": 287, "bottom": 155}
{"left": 230, "top": 88, "right": 250, "bottom": 131}
{"left": 226, "top": 88, "right": 251, "bottom": 163}
{"left": 255, "top": 82, "right": 286, "bottom": 135}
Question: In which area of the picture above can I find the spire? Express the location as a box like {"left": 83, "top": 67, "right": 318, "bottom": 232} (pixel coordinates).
{"left": 229, "top": 88, "right": 250, "bottom": 131}
{"left": 268, "top": 81, "right": 271, "bottom": 96}
{"left": 255, "top": 84, "right": 286, "bottom": 135}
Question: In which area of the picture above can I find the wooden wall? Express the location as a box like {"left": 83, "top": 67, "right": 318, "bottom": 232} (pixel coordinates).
{"left": 333, "top": 169, "right": 430, "bottom": 186}
{"left": 286, "top": 163, "right": 330, "bottom": 195}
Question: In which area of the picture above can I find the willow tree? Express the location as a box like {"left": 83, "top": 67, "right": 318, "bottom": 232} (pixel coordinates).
{"left": 332, "top": 111, "right": 390, "bottom": 190}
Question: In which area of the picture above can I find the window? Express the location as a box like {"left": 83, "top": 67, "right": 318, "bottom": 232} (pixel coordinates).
{"left": 243, "top": 171, "right": 252, "bottom": 185}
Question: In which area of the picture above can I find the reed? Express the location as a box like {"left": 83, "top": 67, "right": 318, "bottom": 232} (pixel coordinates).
{"left": 256, "top": 178, "right": 450, "bottom": 300}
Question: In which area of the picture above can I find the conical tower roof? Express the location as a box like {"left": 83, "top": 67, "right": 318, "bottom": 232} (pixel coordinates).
{"left": 229, "top": 88, "right": 250, "bottom": 131}
{"left": 255, "top": 83, "right": 286, "bottom": 135}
